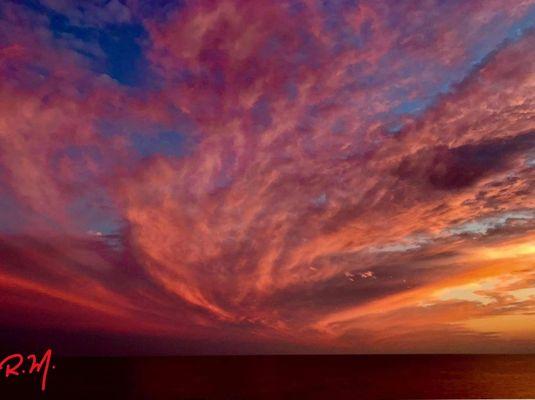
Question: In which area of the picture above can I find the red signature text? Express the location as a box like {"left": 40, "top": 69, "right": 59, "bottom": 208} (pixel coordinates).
{"left": 0, "top": 348, "right": 54, "bottom": 391}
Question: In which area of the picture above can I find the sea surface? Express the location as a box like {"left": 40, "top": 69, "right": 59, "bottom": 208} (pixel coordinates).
{"left": 2, "top": 354, "right": 535, "bottom": 399}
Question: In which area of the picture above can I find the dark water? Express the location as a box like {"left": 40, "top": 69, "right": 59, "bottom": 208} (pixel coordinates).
{"left": 2, "top": 355, "right": 535, "bottom": 399}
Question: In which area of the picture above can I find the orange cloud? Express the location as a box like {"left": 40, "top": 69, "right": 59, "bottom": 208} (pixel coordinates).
{"left": 0, "top": 0, "right": 533, "bottom": 354}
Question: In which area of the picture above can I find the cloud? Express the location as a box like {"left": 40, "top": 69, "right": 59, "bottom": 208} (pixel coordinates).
{"left": 395, "top": 131, "right": 534, "bottom": 190}
{"left": 0, "top": 0, "right": 534, "bottom": 354}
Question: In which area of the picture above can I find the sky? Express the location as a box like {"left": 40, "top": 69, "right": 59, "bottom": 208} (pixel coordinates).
{"left": 0, "top": 0, "right": 534, "bottom": 355}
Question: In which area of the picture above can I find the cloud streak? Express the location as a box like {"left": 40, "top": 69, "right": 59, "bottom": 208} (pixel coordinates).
{"left": 0, "top": 0, "right": 534, "bottom": 354}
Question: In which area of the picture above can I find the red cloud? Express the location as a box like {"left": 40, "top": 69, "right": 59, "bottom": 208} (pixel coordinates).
{"left": 0, "top": 0, "right": 533, "bottom": 353}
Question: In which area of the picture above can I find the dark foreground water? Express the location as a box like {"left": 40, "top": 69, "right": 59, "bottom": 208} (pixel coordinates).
{"left": 2, "top": 355, "right": 535, "bottom": 399}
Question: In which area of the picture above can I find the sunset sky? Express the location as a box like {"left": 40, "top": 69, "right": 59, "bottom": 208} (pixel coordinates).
{"left": 0, "top": 0, "right": 534, "bottom": 355}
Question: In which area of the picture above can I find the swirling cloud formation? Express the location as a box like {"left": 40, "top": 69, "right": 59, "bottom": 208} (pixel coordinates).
{"left": 0, "top": 0, "right": 534, "bottom": 354}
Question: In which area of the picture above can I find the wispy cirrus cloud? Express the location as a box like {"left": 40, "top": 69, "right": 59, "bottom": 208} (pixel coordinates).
{"left": 0, "top": 0, "right": 533, "bottom": 354}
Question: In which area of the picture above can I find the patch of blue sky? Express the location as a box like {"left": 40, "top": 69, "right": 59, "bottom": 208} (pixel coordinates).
{"left": 381, "top": 6, "right": 535, "bottom": 126}
{"left": 369, "top": 233, "right": 431, "bottom": 254}
{"left": 446, "top": 210, "right": 535, "bottom": 237}
{"left": 505, "top": 5, "right": 535, "bottom": 41}
{"left": 379, "top": 89, "right": 434, "bottom": 135}
{"left": 22, "top": 0, "right": 150, "bottom": 87}
{"left": 385, "top": 121, "right": 405, "bottom": 135}
{"left": 134, "top": 0, "right": 184, "bottom": 21}
{"left": 312, "top": 192, "right": 328, "bottom": 207}
{"left": 437, "top": 6, "right": 535, "bottom": 97}
{"left": 131, "top": 130, "right": 187, "bottom": 158}
{"left": 68, "top": 189, "right": 124, "bottom": 238}
{"left": 369, "top": 210, "right": 534, "bottom": 255}
{"left": 370, "top": 241, "right": 423, "bottom": 254}
{"left": 18, "top": 0, "right": 47, "bottom": 14}
{"left": 392, "top": 98, "right": 428, "bottom": 116}
{"left": 97, "top": 23, "right": 148, "bottom": 86}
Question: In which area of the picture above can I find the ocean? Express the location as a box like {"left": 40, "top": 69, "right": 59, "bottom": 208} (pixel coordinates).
{"left": 2, "top": 354, "right": 535, "bottom": 399}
